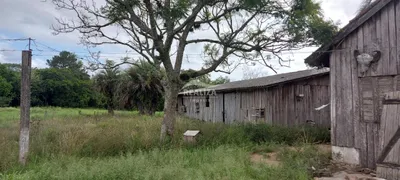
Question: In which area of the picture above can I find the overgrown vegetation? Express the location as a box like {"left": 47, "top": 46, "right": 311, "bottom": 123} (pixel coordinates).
{"left": 0, "top": 51, "right": 169, "bottom": 112}
{"left": 0, "top": 107, "right": 330, "bottom": 179}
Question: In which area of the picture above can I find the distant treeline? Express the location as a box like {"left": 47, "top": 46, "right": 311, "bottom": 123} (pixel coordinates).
{"left": 0, "top": 51, "right": 230, "bottom": 115}
{"left": 0, "top": 51, "right": 164, "bottom": 115}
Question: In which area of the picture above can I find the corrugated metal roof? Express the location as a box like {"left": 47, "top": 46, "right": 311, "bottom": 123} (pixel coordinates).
{"left": 179, "top": 68, "right": 329, "bottom": 94}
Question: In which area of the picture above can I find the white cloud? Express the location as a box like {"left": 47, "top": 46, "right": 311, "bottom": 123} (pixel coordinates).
{"left": 0, "top": 0, "right": 366, "bottom": 80}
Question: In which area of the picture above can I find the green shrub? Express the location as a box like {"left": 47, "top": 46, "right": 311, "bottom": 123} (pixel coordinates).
{"left": 243, "top": 124, "right": 330, "bottom": 145}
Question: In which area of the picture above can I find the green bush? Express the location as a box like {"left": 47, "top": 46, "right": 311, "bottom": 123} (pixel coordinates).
{"left": 243, "top": 124, "right": 330, "bottom": 145}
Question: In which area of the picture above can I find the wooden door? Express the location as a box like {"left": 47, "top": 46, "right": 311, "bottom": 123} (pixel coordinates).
{"left": 376, "top": 91, "right": 400, "bottom": 179}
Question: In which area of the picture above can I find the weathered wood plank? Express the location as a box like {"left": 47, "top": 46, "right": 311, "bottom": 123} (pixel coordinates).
{"left": 373, "top": 122, "right": 380, "bottom": 168}
{"left": 242, "top": 92, "right": 248, "bottom": 122}
{"left": 265, "top": 89, "right": 271, "bottom": 124}
{"left": 396, "top": 0, "right": 400, "bottom": 74}
{"left": 288, "top": 86, "right": 295, "bottom": 126}
{"left": 388, "top": 2, "right": 398, "bottom": 75}
{"left": 268, "top": 90, "right": 273, "bottom": 124}
{"left": 397, "top": 104, "right": 400, "bottom": 166}
{"left": 330, "top": 49, "right": 337, "bottom": 145}
{"left": 235, "top": 92, "right": 241, "bottom": 123}
{"left": 303, "top": 85, "right": 311, "bottom": 126}
{"left": 283, "top": 86, "right": 289, "bottom": 126}
{"left": 385, "top": 92, "right": 399, "bottom": 164}
{"left": 360, "top": 77, "right": 372, "bottom": 167}
{"left": 265, "top": 89, "right": 272, "bottom": 124}
{"left": 372, "top": 78, "right": 381, "bottom": 167}
{"left": 261, "top": 90, "right": 267, "bottom": 123}
{"left": 367, "top": 123, "right": 376, "bottom": 168}
{"left": 379, "top": 93, "right": 389, "bottom": 162}
{"left": 362, "top": 16, "right": 372, "bottom": 77}
{"left": 323, "top": 85, "right": 331, "bottom": 127}
{"left": 391, "top": 104, "right": 400, "bottom": 165}
{"left": 344, "top": 36, "right": 354, "bottom": 147}
{"left": 336, "top": 42, "right": 346, "bottom": 147}
{"left": 311, "top": 85, "right": 319, "bottom": 125}
{"left": 353, "top": 27, "right": 362, "bottom": 150}
{"left": 380, "top": 7, "right": 392, "bottom": 76}
{"left": 384, "top": 93, "right": 396, "bottom": 163}
{"left": 277, "top": 87, "right": 281, "bottom": 125}
{"left": 369, "top": 14, "right": 381, "bottom": 76}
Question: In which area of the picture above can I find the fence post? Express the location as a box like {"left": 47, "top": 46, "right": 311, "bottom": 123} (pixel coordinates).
{"left": 19, "top": 50, "right": 32, "bottom": 165}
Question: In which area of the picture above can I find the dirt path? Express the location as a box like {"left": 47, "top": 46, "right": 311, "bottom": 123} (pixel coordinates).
{"left": 250, "top": 144, "right": 384, "bottom": 180}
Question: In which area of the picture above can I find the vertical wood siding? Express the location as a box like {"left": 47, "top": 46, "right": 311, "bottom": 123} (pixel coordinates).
{"left": 179, "top": 74, "right": 330, "bottom": 128}
{"left": 330, "top": 1, "right": 400, "bottom": 168}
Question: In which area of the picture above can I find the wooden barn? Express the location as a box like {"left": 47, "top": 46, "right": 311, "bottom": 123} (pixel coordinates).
{"left": 177, "top": 68, "right": 331, "bottom": 128}
{"left": 304, "top": 0, "right": 400, "bottom": 176}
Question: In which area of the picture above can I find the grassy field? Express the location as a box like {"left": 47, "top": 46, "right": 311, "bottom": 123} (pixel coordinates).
{"left": 0, "top": 107, "right": 331, "bottom": 180}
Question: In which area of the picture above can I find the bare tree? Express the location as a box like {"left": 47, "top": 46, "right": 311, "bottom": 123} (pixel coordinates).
{"left": 49, "top": 0, "right": 337, "bottom": 140}
{"left": 242, "top": 65, "right": 268, "bottom": 80}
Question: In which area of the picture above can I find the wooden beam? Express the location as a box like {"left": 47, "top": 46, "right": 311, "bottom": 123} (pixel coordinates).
{"left": 377, "top": 128, "right": 400, "bottom": 163}
{"left": 383, "top": 99, "right": 400, "bottom": 104}
{"left": 377, "top": 162, "right": 400, "bottom": 169}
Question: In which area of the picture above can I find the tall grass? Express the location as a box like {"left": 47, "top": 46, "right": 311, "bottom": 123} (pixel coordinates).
{"left": 1, "top": 145, "right": 330, "bottom": 180}
{"left": 0, "top": 107, "right": 330, "bottom": 179}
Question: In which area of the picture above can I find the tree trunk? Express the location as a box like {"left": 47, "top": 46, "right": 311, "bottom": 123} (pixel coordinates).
{"left": 160, "top": 83, "right": 179, "bottom": 141}
{"left": 107, "top": 94, "right": 114, "bottom": 115}
{"left": 107, "top": 105, "right": 114, "bottom": 116}
{"left": 137, "top": 102, "right": 145, "bottom": 115}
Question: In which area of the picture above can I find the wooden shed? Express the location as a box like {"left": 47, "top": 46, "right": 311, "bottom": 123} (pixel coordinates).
{"left": 304, "top": 0, "right": 400, "bottom": 174}
{"left": 177, "top": 68, "right": 330, "bottom": 128}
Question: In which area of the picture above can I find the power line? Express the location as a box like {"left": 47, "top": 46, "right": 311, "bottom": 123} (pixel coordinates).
{"left": 0, "top": 49, "right": 22, "bottom": 52}
{"left": 0, "top": 38, "right": 32, "bottom": 41}
{"left": 33, "top": 40, "right": 61, "bottom": 53}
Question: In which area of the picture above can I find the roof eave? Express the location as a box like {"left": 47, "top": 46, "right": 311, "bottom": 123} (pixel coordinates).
{"left": 305, "top": 0, "right": 393, "bottom": 67}
{"left": 178, "top": 70, "right": 330, "bottom": 95}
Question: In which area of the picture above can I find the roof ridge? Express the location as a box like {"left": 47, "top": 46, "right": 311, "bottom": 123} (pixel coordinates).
{"left": 179, "top": 68, "right": 330, "bottom": 94}
{"left": 227, "top": 68, "right": 329, "bottom": 84}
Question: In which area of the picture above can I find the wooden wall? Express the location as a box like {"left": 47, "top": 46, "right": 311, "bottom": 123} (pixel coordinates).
{"left": 178, "top": 74, "right": 330, "bottom": 128}
{"left": 330, "top": 0, "right": 400, "bottom": 168}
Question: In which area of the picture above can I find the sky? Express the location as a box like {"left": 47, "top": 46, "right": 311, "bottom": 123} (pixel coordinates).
{"left": 0, "top": 0, "right": 365, "bottom": 81}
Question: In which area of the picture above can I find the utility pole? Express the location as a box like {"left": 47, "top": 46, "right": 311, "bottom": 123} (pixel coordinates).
{"left": 28, "top": 38, "right": 31, "bottom": 51}
{"left": 19, "top": 50, "right": 32, "bottom": 165}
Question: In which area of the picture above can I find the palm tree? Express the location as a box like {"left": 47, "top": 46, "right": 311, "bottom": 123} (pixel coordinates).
{"left": 93, "top": 60, "right": 121, "bottom": 115}
{"left": 119, "top": 61, "right": 164, "bottom": 115}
